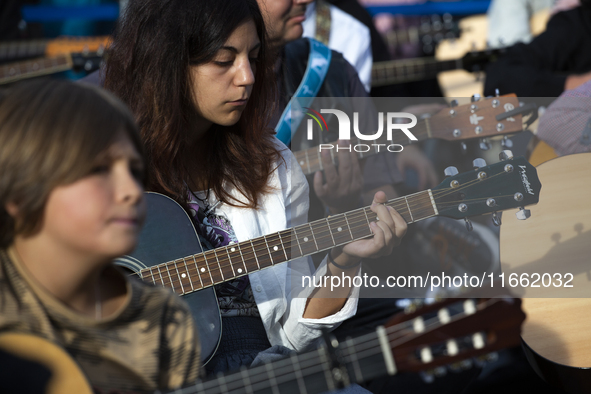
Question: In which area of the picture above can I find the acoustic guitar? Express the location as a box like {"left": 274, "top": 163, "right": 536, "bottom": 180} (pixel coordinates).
{"left": 115, "top": 156, "right": 541, "bottom": 365}
{"left": 0, "top": 293, "right": 526, "bottom": 394}
{"left": 294, "top": 94, "right": 524, "bottom": 176}
{"left": 499, "top": 153, "right": 591, "bottom": 393}
{"left": 0, "top": 35, "right": 110, "bottom": 63}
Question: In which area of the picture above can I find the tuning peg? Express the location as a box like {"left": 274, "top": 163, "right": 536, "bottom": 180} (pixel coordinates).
{"left": 473, "top": 158, "right": 486, "bottom": 169}
{"left": 460, "top": 142, "right": 467, "bottom": 154}
{"left": 464, "top": 218, "right": 473, "bottom": 231}
{"left": 499, "top": 150, "right": 514, "bottom": 161}
{"left": 501, "top": 136, "right": 513, "bottom": 148}
{"left": 471, "top": 94, "right": 481, "bottom": 102}
{"left": 516, "top": 207, "right": 531, "bottom": 220}
{"left": 492, "top": 212, "right": 502, "bottom": 226}
{"left": 444, "top": 166, "right": 459, "bottom": 177}
{"left": 450, "top": 99, "right": 458, "bottom": 107}
{"left": 479, "top": 138, "right": 491, "bottom": 151}
{"left": 495, "top": 88, "right": 500, "bottom": 97}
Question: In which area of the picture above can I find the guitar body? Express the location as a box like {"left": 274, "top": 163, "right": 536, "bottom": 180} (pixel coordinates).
{"left": 0, "top": 333, "right": 92, "bottom": 394}
{"left": 115, "top": 193, "right": 221, "bottom": 365}
{"left": 500, "top": 153, "right": 591, "bottom": 393}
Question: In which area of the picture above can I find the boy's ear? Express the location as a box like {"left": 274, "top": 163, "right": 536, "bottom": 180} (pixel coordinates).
{"left": 4, "top": 202, "right": 19, "bottom": 217}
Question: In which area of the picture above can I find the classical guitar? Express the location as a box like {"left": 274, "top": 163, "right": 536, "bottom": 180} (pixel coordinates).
{"left": 500, "top": 153, "right": 591, "bottom": 393}
{"left": 294, "top": 94, "right": 524, "bottom": 176}
{"left": 0, "top": 333, "right": 92, "bottom": 394}
{"left": 0, "top": 52, "right": 103, "bottom": 85}
{"left": 0, "top": 295, "right": 526, "bottom": 394}
{"left": 116, "top": 155, "right": 540, "bottom": 365}
{"left": 371, "top": 47, "right": 506, "bottom": 88}
{"left": 0, "top": 35, "right": 110, "bottom": 63}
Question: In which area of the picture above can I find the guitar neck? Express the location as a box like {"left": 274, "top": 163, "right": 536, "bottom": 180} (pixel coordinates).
{"left": 294, "top": 120, "right": 432, "bottom": 176}
{"left": 176, "top": 329, "right": 391, "bottom": 394}
{"left": 371, "top": 57, "right": 460, "bottom": 87}
{"left": 0, "top": 39, "right": 50, "bottom": 63}
{"left": 0, "top": 55, "right": 73, "bottom": 85}
{"left": 137, "top": 190, "right": 438, "bottom": 295}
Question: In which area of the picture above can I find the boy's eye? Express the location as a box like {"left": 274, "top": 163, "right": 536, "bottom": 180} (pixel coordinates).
{"left": 249, "top": 57, "right": 259, "bottom": 64}
{"left": 131, "top": 166, "right": 145, "bottom": 182}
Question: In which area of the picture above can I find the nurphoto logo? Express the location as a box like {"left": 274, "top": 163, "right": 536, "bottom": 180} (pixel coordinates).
{"left": 305, "top": 107, "right": 418, "bottom": 153}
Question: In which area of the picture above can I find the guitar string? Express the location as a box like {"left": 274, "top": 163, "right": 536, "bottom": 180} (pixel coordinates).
{"left": 136, "top": 190, "right": 515, "bottom": 292}
{"left": 177, "top": 298, "right": 504, "bottom": 394}
{"left": 134, "top": 169, "right": 516, "bottom": 290}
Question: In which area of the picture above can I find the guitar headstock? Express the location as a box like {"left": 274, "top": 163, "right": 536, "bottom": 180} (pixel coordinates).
{"left": 461, "top": 47, "right": 507, "bottom": 73}
{"left": 384, "top": 296, "right": 525, "bottom": 375}
{"left": 429, "top": 94, "right": 523, "bottom": 141}
{"left": 431, "top": 155, "right": 540, "bottom": 221}
{"left": 71, "top": 52, "right": 103, "bottom": 73}
{"left": 45, "top": 36, "right": 111, "bottom": 57}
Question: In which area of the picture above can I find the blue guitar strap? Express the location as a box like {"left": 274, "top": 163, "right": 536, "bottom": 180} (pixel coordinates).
{"left": 275, "top": 38, "right": 332, "bottom": 145}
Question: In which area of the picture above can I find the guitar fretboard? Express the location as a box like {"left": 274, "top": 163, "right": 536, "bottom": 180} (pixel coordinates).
{"left": 0, "top": 55, "right": 72, "bottom": 84}
{"left": 137, "top": 191, "right": 438, "bottom": 295}
{"left": 371, "top": 58, "right": 460, "bottom": 87}
{"left": 0, "top": 39, "right": 49, "bottom": 63}
{"left": 294, "top": 119, "right": 431, "bottom": 176}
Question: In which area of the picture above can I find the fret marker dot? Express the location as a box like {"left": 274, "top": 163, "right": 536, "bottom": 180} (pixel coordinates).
{"left": 201, "top": 268, "right": 205, "bottom": 273}
{"left": 181, "top": 273, "right": 186, "bottom": 278}
{"left": 273, "top": 246, "right": 279, "bottom": 251}
{"left": 304, "top": 237, "right": 309, "bottom": 242}
{"left": 237, "top": 268, "right": 243, "bottom": 274}
{"left": 300, "top": 160, "right": 305, "bottom": 165}
{"left": 337, "top": 227, "right": 342, "bottom": 232}
{"left": 231, "top": 247, "right": 235, "bottom": 252}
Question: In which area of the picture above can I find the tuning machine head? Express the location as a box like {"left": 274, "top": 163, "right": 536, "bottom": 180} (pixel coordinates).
{"left": 471, "top": 94, "right": 481, "bottom": 102}
{"left": 444, "top": 166, "right": 459, "bottom": 177}
{"left": 499, "top": 150, "right": 514, "bottom": 161}
{"left": 492, "top": 212, "right": 502, "bottom": 226}
{"left": 501, "top": 136, "right": 513, "bottom": 148}
{"left": 473, "top": 158, "right": 486, "bottom": 169}
{"left": 464, "top": 218, "right": 473, "bottom": 231}
{"left": 479, "top": 138, "right": 491, "bottom": 151}
{"left": 516, "top": 207, "right": 531, "bottom": 220}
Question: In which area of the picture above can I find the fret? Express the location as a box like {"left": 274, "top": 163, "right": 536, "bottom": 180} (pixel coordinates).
{"left": 212, "top": 249, "right": 226, "bottom": 281}
{"left": 264, "top": 362, "right": 281, "bottom": 394}
{"left": 327, "top": 214, "right": 353, "bottom": 245}
{"left": 265, "top": 232, "right": 289, "bottom": 263}
{"left": 164, "top": 264, "right": 175, "bottom": 292}
{"left": 262, "top": 235, "right": 276, "bottom": 266}
{"left": 292, "top": 225, "right": 317, "bottom": 256}
{"left": 145, "top": 267, "right": 155, "bottom": 284}
{"left": 307, "top": 223, "right": 319, "bottom": 250}
{"left": 290, "top": 354, "right": 309, "bottom": 394}
{"left": 217, "top": 372, "right": 229, "bottom": 394}
{"left": 213, "top": 247, "right": 234, "bottom": 279}
{"left": 345, "top": 337, "right": 364, "bottom": 384}
{"left": 182, "top": 258, "right": 196, "bottom": 292}
{"left": 252, "top": 238, "right": 273, "bottom": 269}
{"left": 249, "top": 239, "right": 262, "bottom": 270}
{"left": 343, "top": 212, "right": 354, "bottom": 240}
{"left": 318, "top": 346, "right": 337, "bottom": 392}
{"left": 290, "top": 227, "right": 305, "bottom": 257}
{"left": 240, "top": 367, "right": 255, "bottom": 394}
{"left": 236, "top": 240, "right": 258, "bottom": 272}
{"left": 405, "top": 190, "right": 437, "bottom": 223}
{"left": 155, "top": 265, "right": 166, "bottom": 287}
{"left": 235, "top": 241, "right": 254, "bottom": 274}
{"left": 403, "top": 196, "right": 413, "bottom": 223}
{"left": 191, "top": 256, "right": 205, "bottom": 288}
{"left": 308, "top": 219, "right": 334, "bottom": 251}
{"left": 201, "top": 251, "right": 219, "bottom": 285}
{"left": 225, "top": 245, "right": 245, "bottom": 276}
{"left": 172, "top": 260, "right": 187, "bottom": 294}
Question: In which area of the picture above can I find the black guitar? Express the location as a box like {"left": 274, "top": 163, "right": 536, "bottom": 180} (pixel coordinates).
{"left": 1, "top": 294, "right": 527, "bottom": 394}
{"left": 115, "top": 155, "right": 541, "bottom": 365}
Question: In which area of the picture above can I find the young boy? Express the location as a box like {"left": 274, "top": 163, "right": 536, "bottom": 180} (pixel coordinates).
{"left": 0, "top": 80, "right": 200, "bottom": 393}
